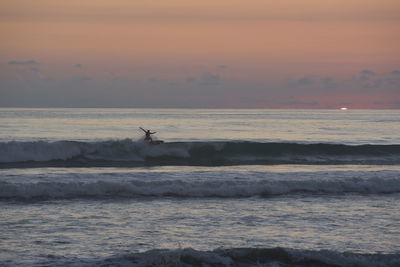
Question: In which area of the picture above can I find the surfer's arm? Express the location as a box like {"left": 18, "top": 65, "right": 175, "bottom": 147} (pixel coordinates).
{"left": 139, "top": 127, "right": 146, "bottom": 132}
{"left": 150, "top": 131, "right": 156, "bottom": 134}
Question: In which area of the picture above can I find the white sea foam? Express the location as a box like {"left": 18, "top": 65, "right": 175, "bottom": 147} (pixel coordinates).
{"left": 1, "top": 170, "right": 399, "bottom": 200}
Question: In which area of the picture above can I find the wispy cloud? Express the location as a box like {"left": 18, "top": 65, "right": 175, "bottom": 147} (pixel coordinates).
{"left": 391, "top": 70, "right": 400, "bottom": 75}
{"left": 288, "top": 76, "right": 314, "bottom": 87}
{"left": 322, "top": 77, "right": 338, "bottom": 89}
{"left": 360, "top": 69, "right": 375, "bottom": 76}
{"left": 184, "top": 72, "right": 221, "bottom": 86}
{"left": 7, "top": 60, "right": 38, "bottom": 65}
{"left": 280, "top": 100, "right": 320, "bottom": 107}
{"left": 199, "top": 72, "right": 220, "bottom": 86}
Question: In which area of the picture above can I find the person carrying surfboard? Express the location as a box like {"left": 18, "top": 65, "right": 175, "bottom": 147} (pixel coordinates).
{"left": 139, "top": 127, "right": 156, "bottom": 142}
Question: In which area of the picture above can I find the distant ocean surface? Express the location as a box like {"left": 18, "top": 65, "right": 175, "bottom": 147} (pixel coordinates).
{"left": 1, "top": 108, "right": 399, "bottom": 266}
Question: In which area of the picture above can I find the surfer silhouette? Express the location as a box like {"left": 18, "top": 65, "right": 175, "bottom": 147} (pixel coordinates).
{"left": 140, "top": 127, "right": 156, "bottom": 142}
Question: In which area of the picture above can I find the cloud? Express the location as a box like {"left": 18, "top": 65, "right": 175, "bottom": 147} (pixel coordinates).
{"left": 338, "top": 102, "right": 352, "bottom": 106}
{"left": 283, "top": 69, "right": 397, "bottom": 95}
{"left": 7, "top": 60, "right": 38, "bottom": 65}
{"left": 73, "top": 76, "right": 92, "bottom": 81}
{"left": 361, "top": 69, "right": 375, "bottom": 76}
{"left": 74, "top": 64, "right": 82, "bottom": 68}
{"left": 373, "top": 100, "right": 400, "bottom": 107}
{"left": 391, "top": 70, "right": 400, "bottom": 75}
{"left": 361, "top": 81, "right": 376, "bottom": 89}
{"left": 373, "top": 79, "right": 382, "bottom": 88}
{"left": 29, "top": 67, "right": 40, "bottom": 73}
{"left": 199, "top": 72, "right": 220, "bottom": 86}
{"left": 167, "top": 81, "right": 177, "bottom": 86}
{"left": 78, "top": 76, "right": 92, "bottom": 81}
{"left": 359, "top": 69, "right": 375, "bottom": 81}
{"left": 360, "top": 78, "right": 384, "bottom": 89}
{"left": 185, "top": 77, "right": 196, "bottom": 83}
{"left": 385, "top": 77, "right": 400, "bottom": 86}
{"left": 280, "top": 100, "right": 320, "bottom": 106}
{"left": 1, "top": 65, "right": 398, "bottom": 108}
{"left": 355, "top": 69, "right": 388, "bottom": 89}
{"left": 322, "top": 77, "right": 338, "bottom": 89}
{"left": 289, "top": 76, "right": 314, "bottom": 87}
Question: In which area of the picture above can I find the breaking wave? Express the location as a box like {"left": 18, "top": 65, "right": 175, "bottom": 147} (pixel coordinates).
{"left": 24, "top": 247, "right": 400, "bottom": 267}
{"left": 1, "top": 173, "right": 399, "bottom": 200}
{"left": 1, "top": 139, "right": 400, "bottom": 168}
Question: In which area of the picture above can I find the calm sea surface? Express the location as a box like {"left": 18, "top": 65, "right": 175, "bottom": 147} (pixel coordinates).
{"left": 0, "top": 108, "right": 399, "bottom": 266}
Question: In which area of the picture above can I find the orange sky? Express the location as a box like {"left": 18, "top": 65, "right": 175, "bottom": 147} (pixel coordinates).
{"left": 1, "top": 0, "right": 400, "bottom": 108}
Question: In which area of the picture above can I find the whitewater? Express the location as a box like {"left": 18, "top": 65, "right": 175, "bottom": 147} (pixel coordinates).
{"left": 0, "top": 108, "right": 399, "bottom": 266}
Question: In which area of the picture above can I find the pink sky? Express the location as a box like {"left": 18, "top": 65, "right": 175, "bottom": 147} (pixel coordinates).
{"left": 1, "top": 0, "right": 399, "bottom": 108}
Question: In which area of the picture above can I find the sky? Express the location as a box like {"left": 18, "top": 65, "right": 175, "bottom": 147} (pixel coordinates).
{"left": 1, "top": 0, "right": 399, "bottom": 108}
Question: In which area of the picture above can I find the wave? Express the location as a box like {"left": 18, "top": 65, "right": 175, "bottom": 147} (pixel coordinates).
{"left": 100, "top": 247, "right": 400, "bottom": 267}
{"left": 1, "top": 174, "right": 399, "bottom": 200}
{"left": 14, "top": 247, "right": 399, "bottom": 267}
{"left": 1, "top": 139, "right": 400, "bottom": 168}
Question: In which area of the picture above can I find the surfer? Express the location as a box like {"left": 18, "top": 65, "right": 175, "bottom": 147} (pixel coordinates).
{"left": 139, "top": 127, "right": 156, "bottom": 142}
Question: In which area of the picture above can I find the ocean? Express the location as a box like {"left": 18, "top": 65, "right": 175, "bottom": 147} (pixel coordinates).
{"left": 0, "top": 108, "right": 399, "bottom": 266}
